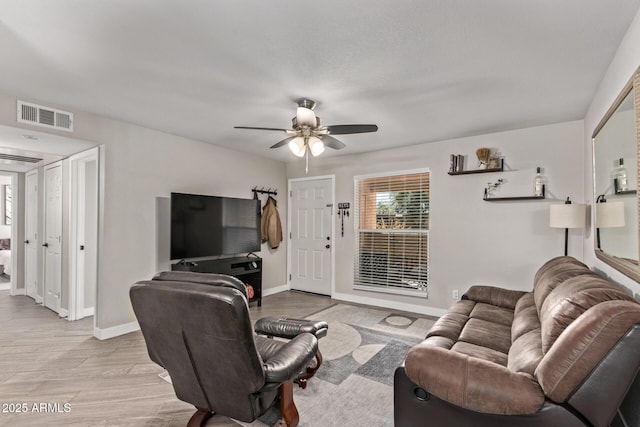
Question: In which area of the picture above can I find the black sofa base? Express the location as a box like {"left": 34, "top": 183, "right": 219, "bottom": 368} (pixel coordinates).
{"left": 393, "top": 367, "right": 587, "bottom": 427}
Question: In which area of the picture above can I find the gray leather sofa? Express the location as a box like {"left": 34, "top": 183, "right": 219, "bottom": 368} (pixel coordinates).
{"left": 394, "top": 256, "right": 640, "bottom": 426}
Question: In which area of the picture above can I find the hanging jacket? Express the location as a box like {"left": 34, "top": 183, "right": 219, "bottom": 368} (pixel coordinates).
{"left": 261, "top": 196, "right": 283, "bottom": 249}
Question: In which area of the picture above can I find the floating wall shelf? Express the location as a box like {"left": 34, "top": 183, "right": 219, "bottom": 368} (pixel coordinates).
{"left": 448, "top": 159, "right": 504, "bottom": 175}
{"left": 614, "top": 189, "right": 637, "bottom": 195}
{"left": 484, "top": 185, "right": 545, "bottom": 202}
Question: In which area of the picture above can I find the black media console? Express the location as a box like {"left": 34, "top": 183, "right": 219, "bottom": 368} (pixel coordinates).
{"left": 171, "top": 256, "right": 262, "bottom": 306}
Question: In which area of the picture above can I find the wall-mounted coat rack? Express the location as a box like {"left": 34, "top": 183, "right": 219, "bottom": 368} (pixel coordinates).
{"left": 252, "top": 187, "right": 278, "bottom": 197}
{"left": 337, "top": 202, "right": 350, "bottom": 237}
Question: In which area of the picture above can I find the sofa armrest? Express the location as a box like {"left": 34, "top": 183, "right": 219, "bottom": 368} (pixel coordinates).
{"left": 404, "top": 343, "right": 544, "bottom": 415}
{"left": 262, "top": 333, "right": 318, "bottom": 384}
{"left": 463, "top": 285, "right": 527, "bottom": 310}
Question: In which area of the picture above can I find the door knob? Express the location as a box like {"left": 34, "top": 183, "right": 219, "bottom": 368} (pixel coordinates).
{"left": 24, "top": 240, "right": 29, "bottom": 244}
{"left": 325, "top": 244, "right": 330, "bottom": 249}
{"left": 80, "top": 245, "right": 85, "bottom": 250}
{"left": 42, "top": 243, "right": 49, "bottom": 247}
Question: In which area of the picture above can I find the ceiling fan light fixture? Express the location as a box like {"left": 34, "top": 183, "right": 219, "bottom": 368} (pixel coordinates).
{"left": 309, "top": 137, "right": 325, "bottom": 157}
{"left": 288, "top": 137, "right": 306, "bottom": 157}
{"left": 296, "top": 107, "right": 317, "bottom": 126}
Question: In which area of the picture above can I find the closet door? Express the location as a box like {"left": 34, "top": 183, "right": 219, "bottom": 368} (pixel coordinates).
{"left": 43, "top": 162, "right": 62, "bottom": 313}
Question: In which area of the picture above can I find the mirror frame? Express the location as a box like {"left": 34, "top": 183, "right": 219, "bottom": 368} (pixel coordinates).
{"left": 592, "top": 66, "right": 640, "bottom": 282}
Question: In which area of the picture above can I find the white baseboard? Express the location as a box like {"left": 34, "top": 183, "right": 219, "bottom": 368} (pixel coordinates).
{"left": 94, "top": 321, "right": 140, "bottom": 340}
{"left": 59, "top": 308, "right": 69, "bottom": 318}
{"left": 84, "top": 306, "right": 95, "bottom": 317}
{"left": 262, "top": 284, "right": 290, "bottom": 297}
{"left": 9, "top": 287, "right": 26, "bottom": 296}
{"left": 0, "top": 283, "right": 10, "bottom": 291}
{"left": 332, "top": 291, "right": 447, "bottom": 318}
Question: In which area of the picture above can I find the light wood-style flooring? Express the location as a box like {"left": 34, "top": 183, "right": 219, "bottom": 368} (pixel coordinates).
{"left": 0, "top": 289, "right": 332, "bottom": 426}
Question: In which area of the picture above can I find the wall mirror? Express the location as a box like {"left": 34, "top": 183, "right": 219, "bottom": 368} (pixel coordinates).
{"left": 593, "top": 67, "right": 640, "bottom": 282}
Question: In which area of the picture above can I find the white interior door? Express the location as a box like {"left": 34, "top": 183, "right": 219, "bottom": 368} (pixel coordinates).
{"left": 289, "top": 177, "right": 333, "bottom": 295}
{"left": 25, "top": 170, "right": 39, "bottom": 301}
{"left": 44, "top": 163, "right": 62, "bottom": 313}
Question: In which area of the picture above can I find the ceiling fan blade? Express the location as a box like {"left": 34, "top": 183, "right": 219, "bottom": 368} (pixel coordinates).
{"left": 321, "top": 135, "right": 346, "bottom": 150}
{"left": 234, "top": 126, "right": 289, "bottom": 132}
{"left": 326, "top": 124, "right": 378, "bottom": 135}
{"left": 270, "top": 136, "right": 297, "bottom": 149}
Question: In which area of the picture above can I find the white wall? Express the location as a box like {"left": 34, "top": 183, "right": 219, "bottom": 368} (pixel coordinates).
{"left": 584, "top": 8, "right": 640, "bottom": 297}
{"left": 0, "top": 91, "right": 288, "bottom": 332}
{"left": 94, "top": 125, "right": 287, "bottom": 330}
{"left": 288, "top": 120, "right": 584, "bottom": 313}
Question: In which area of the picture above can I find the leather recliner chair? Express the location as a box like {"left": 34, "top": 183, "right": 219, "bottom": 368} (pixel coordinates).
{"left": 130, "top": 275, "right": 318, "bottom": 427}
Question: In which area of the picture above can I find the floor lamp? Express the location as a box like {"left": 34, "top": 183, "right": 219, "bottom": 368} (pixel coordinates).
{"left": 595, "top": 195, "right": 625, "bottom": 250}
{"left": 549, "top": 197, "right": 587, "bottom": 256}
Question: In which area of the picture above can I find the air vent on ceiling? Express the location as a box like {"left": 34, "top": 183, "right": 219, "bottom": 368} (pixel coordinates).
{"left": 0, "top": 153, "right": 43, "bottom": 163}
{"left": 17, "top": 100, "right": 73, "bottom": 132}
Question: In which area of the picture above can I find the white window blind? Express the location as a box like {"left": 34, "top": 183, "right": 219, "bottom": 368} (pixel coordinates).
{"left": 354, "top": 169, "right": 429, "bottom": 296}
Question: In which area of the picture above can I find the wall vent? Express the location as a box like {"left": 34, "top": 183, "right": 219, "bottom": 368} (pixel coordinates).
{"left": 17, "top": 101, "right": 73, "bottom": 132}
{"left": 0, "top": 153, "right": 43, "bottom": 163}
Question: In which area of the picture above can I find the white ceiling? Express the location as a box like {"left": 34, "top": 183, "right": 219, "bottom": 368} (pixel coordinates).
{"left": 0, "top": 1, "right": 638, "bottom": 163}
{"left": 0, "top": 125, "right": 94, "bottom": 172}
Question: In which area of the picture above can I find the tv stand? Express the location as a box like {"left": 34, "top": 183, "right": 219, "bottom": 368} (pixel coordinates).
{"left": 171, "top": 256, "right": 262, "bottom": 306}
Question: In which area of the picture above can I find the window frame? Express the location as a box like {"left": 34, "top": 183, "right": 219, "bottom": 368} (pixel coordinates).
{"left": 353, "top": 168, "right": 430, "bottom": 298}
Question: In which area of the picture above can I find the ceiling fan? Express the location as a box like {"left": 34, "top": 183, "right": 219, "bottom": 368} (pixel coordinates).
{"left": 235, "top": 98, "right": 378, "bottom": 172}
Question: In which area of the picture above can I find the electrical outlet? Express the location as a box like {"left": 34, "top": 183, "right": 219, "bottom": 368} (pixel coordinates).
{"left": 452, "top": 289, "right": 459, "bottom": 300}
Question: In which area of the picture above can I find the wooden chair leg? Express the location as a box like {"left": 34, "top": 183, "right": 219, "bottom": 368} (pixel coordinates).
{"left": 295, "top": 350, "right": 324, "bottom": 389}
{"left": 187, "top": 408, "right": 213, "bottom": 427}
{"left": 278, "top": 380, "right": 299, "bottom": 427}
{"left": 306, "top": 350, "right": 323, "bottom": 377}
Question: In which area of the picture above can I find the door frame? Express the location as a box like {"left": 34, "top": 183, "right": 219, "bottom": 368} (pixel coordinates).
{"left": 287, "top": 175, "right": 335, "bottom": 296}
{"left": 68, "top": 147, "right": 99, "bottom": 321}
{"left": 1, "top": 172, "right": 18, "bottom": 296}
{"left": 24, "top": 169, "right": 39, "bottom": 301}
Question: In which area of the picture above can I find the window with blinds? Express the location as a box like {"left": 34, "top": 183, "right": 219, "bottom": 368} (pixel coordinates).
{"left": 354, "top": 169, "right": 429, "bottom": 296}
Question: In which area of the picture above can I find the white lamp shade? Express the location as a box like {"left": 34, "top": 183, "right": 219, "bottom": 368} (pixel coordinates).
{"left": 549, "top": 203, "right": 587, "bottom": 228}
{"left": 596, "top": 201, "right": 625, "bottom": 228}
{"left": 309, "top": 136, "right": 325, "bottom": 157}
{"left": 288, "top": 137, "right": 306, "bottom": 157}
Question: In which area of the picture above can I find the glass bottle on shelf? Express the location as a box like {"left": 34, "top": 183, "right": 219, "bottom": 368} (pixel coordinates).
{"left": 533, "top": 167, "right": 544, "bottom": 197}
{"left": 614, "top": 157, "right": 628, "bottom": 193}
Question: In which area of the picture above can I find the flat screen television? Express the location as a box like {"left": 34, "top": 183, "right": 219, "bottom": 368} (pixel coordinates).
{"left": 170, "top": 192, "right": 261, "bottom": 260}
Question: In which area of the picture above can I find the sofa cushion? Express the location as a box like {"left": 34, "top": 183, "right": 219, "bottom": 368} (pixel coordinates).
{"left": 426, "top": 297, "right": 513, "bottom": 364}
{"left": 511, "top": 293, "right": 540, "bottom": 342}
{"left": 426, "top": 311, "right": 469, "bottom": 342}
{"left": 507, "top": 328, "right": 542, "bottom": 375}
{"left": 464, "top": 285, "right": 526, "bottom": 310}
{"left": 451, "top": 341, "right": 508, "bottom": 366}
{"left": 535, "top": 301, "right": 640, "bottom": 402}
{"left": 459, "top": 318, "right": 512, "bottom": 354}
{"left": 532, "top": 256, "right": 595, "bottom": 316}
{"left": 470, "top": 302, "right": 514, "bottom": 327}
{"left": 539, "top": 274, "right": 635, "bottom": 353}
{"left": 405, "top": 344, "right": 545, "bottom": 415}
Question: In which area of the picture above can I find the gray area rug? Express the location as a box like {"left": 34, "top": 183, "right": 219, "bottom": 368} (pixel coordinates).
{"left": 243, "top": 303, "right": 435, "bottom": 427}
